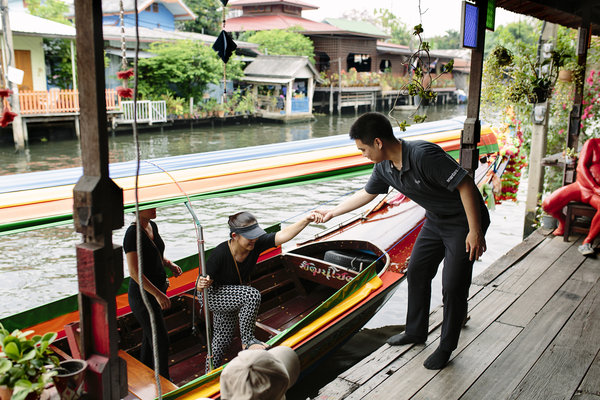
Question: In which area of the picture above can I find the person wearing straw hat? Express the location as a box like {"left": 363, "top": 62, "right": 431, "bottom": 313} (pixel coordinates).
{"left": 313, "top": 112, "right": 489, "bottom": 370}
{"left": 196, "top": 211, "right": 315, "bottom": 371}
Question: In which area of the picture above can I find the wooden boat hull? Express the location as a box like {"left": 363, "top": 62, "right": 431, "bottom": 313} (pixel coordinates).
{"left": 0, "top": 118, "right": 498, "bottom": 234}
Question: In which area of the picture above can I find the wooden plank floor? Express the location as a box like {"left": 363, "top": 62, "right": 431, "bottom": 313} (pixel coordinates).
{"left": 314, "top": 230, "right": 600, "bottom": 400}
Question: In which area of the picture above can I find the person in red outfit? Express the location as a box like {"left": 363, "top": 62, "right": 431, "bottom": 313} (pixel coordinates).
{"left": 542, "top": 138, "right": 600, "bottom": 255}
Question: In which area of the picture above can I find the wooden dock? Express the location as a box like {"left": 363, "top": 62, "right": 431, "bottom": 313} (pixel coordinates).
{"left": 314, "top": 230, "right": 600, "bottom": 399}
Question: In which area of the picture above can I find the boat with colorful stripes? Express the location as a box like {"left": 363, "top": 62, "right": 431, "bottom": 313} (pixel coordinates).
{"left": 0, "top": 118, "right": 499, "bottom": 398}
{"left": 0, "top": 117, "right": 497, "bottom": 235}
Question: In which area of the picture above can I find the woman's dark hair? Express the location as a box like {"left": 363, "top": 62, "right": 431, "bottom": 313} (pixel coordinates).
{"left": 349, "top": 112, "right": 395, "bottom": 145}
{"left": 228, "top": 212, "right": 257, "bottom": 236}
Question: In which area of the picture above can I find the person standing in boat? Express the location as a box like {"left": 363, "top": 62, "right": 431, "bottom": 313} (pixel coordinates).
{"left": 313, "top": 112, "right": 489, "bottom": 370}
{"left": 123, "top": 207, "right": 182, "bottom": 381}
{"left": 196, "top": 211, "right": 315, "bottom": 371}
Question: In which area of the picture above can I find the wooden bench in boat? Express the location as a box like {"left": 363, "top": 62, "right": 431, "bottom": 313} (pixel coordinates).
{"left": 64, "top": 321, "right": 177, "bottom": 399}
{"left": 118, "top": 350, "right": 178, "bottom": 399}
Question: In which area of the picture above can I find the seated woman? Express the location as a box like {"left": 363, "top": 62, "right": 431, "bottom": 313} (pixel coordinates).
{"left": 542, "top": 138, "right": 600, "bottom": 255}
{"left": 196, "top": 211, "right": 315, "bottom": 370}
{"left": 123, "top": 207, "right": 182, "bottom": 381}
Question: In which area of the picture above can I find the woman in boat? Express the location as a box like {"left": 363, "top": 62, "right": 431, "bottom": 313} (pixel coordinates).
{"left": 196, "top": 211, "right": 315, "bottom": 371}
{"left": 123, "top": 207, "right": 182, "bottom": 381}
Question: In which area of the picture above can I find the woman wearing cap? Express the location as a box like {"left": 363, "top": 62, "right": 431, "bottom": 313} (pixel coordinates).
{"left": 196, "top": 211, "right": 315, "bottom": 370}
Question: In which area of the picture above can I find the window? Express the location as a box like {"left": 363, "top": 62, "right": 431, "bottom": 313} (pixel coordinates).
{"left": 379, "top": 59, "right": 392, "bottom": 72}
{"left": 316, "top": 52, "right": 330, "bottom": 72}
{"left": 152, "top": 3, "right": 159, "bottom": 12}
{"left": 347, "top": 53, "right": 371, "bottom": 73}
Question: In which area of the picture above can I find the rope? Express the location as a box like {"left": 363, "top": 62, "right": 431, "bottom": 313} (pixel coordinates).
{"left": 129, "top": 0, "right": 163, "bottom": 397}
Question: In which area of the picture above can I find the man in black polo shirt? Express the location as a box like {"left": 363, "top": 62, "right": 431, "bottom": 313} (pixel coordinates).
{"left": 314, "top": 112, "right": 489, "bottom": 369}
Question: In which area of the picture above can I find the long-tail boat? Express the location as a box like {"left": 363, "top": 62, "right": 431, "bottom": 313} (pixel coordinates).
{"left": 0, "top": 118, "right": 499, "bottom": 399}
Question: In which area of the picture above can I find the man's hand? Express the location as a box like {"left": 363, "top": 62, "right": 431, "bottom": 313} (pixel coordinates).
{"left": 465, "top": 230, "right": 486, "bottom": 261}
{"left": 155, "top": 292, "right": 171, "bottom": 310}
{"left": 313, "top": 209, "right": 335, "bottom": 223}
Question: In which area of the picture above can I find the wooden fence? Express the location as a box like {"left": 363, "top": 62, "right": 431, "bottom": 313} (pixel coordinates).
{"left": 19, "top": 89, "right": 120, "bottom": 115}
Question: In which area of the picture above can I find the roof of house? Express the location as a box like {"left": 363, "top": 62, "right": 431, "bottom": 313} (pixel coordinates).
{"left": 322, "top": 18, "right": 388, "bottom": 38}
{"left": 225, "top": 14, "right": 340, "bottom": 33}
{"left": 101, "top": 0, "right": 196, "bottom": 20}
{"left": 102, "top": 25, "right": 260, "bottom": 53}
{"left": 243, "top": 54, "right": 319, "bottom": 84}
{"left": 1, "top": 11, "right": 76, "bottom": 39}
{"left": 228, "top": 0, "right": 318, "bottom": 10}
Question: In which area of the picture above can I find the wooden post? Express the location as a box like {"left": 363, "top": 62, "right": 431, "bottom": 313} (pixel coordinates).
{"left": 523, "top": 23, "right": 557, "bottom": 238}
{"left": 563, "top": 23, "right": 590, "bottom": 186}
{"left": 72, "top": 1, "right": 127, "bottom": 398}
{"left": 70, "top": 40, "right": 77, "bottom": 90}
{"left": 285, "top": 81, "right": 292, "bottom": 116}
{"left": 337, "top": 57, "right": 342, "bottom": 115}
{"left": 460, "top": 0, "right": 487, "bottom": 176}
{"left": 1, "top": 0, "right": 26, "bottom": 151}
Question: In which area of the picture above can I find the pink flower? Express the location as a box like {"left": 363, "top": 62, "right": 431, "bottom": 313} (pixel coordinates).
{"left": 0, "top": 108, "right": 17, "bottom": 127}
{"left": 116, "top": 86, "right": 133, "bottom": 98}
{"left": 117, "top": 68, "right": 134, "bottom": 80}
{"left": 558, "top": 129, "right": 564, "bottom": 135}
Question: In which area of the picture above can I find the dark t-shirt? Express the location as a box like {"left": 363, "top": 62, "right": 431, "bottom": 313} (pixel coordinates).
{"left": 365, "top": 139, "right": 469, "bottom": 216}
{"left": 123, "top": 221, "right": 168, "bottom": 292}
{"left": 207, "top": 233, "right": 276, "bottom": 286}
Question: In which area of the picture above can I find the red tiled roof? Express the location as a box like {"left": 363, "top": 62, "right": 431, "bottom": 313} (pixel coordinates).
{"left": 228, "top": 0, "right": 318, "bottom": 10}
{"left": 226, "top": 14, "right": 340, "bottom": 33}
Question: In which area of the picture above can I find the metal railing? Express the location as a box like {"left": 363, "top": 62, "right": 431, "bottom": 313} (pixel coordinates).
{"left": 118, "top": 100, "right": 167, "bottom": 124}
{"left": 19, "top": 89, "right": 120, "bottom": 115}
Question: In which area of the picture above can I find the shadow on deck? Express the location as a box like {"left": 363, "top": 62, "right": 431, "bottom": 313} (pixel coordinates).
{"left": 314, "top": 230, "right": 600, "bottom": 399}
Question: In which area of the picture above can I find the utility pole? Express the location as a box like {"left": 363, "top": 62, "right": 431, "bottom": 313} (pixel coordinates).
{"left": 0, "top": 0, "right": 25, "bottom": 151}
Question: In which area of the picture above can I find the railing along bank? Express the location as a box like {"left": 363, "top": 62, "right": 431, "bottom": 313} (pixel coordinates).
{"left": 19, "top": 89, "right": 120, "bottom": 115}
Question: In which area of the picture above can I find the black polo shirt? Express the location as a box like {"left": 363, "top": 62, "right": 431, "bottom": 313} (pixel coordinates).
{"left": 365, "top": 139, "right": 468, "bottom": 216}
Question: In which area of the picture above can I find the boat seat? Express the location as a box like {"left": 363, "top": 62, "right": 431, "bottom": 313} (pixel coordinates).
{"left": 118, "top": 350, "right": 178, "bottom": 399}
{"left": 323, "top": 249, "right": 382, "bottom": 272}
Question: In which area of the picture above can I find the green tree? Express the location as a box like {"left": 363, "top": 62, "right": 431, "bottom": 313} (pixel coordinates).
{"left": 26, "top": 0, "right": 75, "bottom": 89}
{"left": 241, "top": 28, "right": 315, "bottom": 62}
{"left": 177, "top": 0, "right": 222, "bottom": 36}
{"left": 373, "top": 9, "right": 411, "bottom": 46}
{"left": 25, "top": 0, "right": 71, "bottom": 25}
{"left": 428, "top": 30, "right": 460, "bottom": 49}
{"left": 136, "top": 40, "right": 244, "bottom": 100}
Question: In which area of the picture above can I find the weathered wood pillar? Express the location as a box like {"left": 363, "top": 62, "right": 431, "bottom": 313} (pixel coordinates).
{"left": 1, "top": 0, "right": 26, "bottom": 151}
{"left": 73, "top": 1, "right": 127, "bottom": 398}
{"left": 563, "top": 23, "right": 591, "bottom": 186}
{"left": 523, "top": 23, "right": 557, "bottom": 238}
{"left": 460, "top": 0, "right": 487, "bottom": 176}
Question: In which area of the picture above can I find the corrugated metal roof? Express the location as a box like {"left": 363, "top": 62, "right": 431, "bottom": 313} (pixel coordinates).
{"left": 1, "top": 12, "right": 76, "bottom": 39}
{"left": 225, "top": 14, "right": 340, "bottom": 33}
{"left": 243, "top": 55, "right": 318, "bottom": 81}
{"left": 323, "top": 18, "right": 388, "bottom": 39}
{"left": 228, "top": 0, "right": 318, "bottom": 10}
{"left": 101, "top": 0, "right": 196, "bottom": 20}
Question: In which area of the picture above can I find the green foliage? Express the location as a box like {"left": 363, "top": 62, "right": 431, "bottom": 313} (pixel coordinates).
{"left": 136, "top": 40, "right": 243, "bottom": 100}
{"left": 428, "top": 30, "right": 460, "bottom": 49}
{"left": 242, "top": 28, "right": 315, "bottom": 63}
{"left": 44, "top": 39, "right": 75, "bottom": 89}
{"left": 25, "top": 0, "right": 71, "bottom": 25}
{"left": 373, "top": 9, "right": 412, "bottom": 46}
{"left": 388, "top": 24, "right": 454, "bottom": 130}
{"left": 177, "top": 0, "right": 222, "bottom": 36}
{"left": 0, "top": 323, "right": 59, "bottom": 400}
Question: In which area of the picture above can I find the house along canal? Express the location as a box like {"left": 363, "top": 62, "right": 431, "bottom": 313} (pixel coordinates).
{"left": 0, "top": 104, "right": 527, "bottom": 398}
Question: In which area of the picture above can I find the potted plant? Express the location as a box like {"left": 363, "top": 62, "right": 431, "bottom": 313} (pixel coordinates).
{"left": 0, "top": 323, "right": 59, "bottom": 400}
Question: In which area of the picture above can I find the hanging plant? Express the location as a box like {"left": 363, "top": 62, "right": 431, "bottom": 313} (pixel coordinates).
{"left": 389, "top": 23, "right": 454, "bottom": 131}
{"left": 0, "top": 89, "right": 17, "bottom": 128}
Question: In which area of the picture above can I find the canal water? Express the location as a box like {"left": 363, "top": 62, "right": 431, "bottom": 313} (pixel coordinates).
{"left": 0, "top": 105, "right": 527, "bottom": 398}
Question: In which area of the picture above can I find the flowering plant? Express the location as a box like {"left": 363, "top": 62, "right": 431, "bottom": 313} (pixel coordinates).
{"left": 581, "top": 70, "right": 600, "bottom": 137}
{"left": 493, "top": 107, "right": 527, "bottom": 202}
